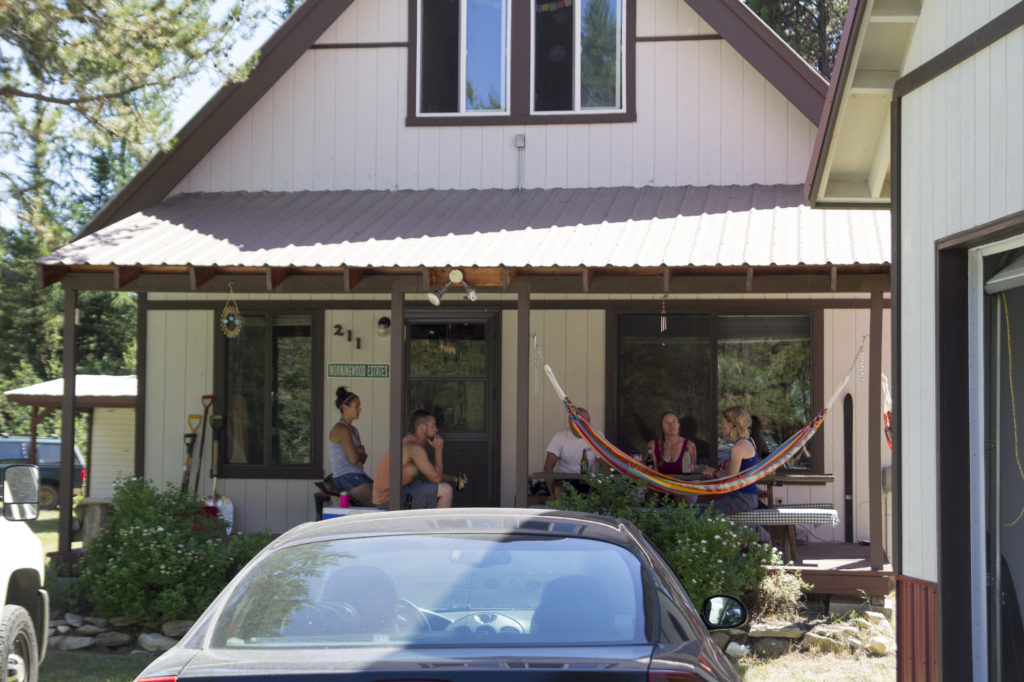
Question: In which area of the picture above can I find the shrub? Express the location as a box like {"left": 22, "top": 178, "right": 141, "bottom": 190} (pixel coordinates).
{"left": 551, "top": 470, "right": 781, "bottom": 605}
{"left": 78, "top": 476, "right": 272, "bottom": 620}
{"left": 753, "top": 567, "right": 810, "bottom": 621}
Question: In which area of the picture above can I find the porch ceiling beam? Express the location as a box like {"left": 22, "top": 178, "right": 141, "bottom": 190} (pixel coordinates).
{"left": 267, "top": 266, "right": 291, "bottom": 290}
{"left": 37, "top": 263, "right": 68, "bottom": 289}
{"left": 502, "top": 267, "right": 517, "bottom": 290}
{"left": 830, "top": 266, "right": 838, "bottom": 292}
{"left": 189, "top": 265, "right": 216, "bottom": 290}
{"left": 344, "top": 266, "right": 363, "bottom": 292}
{"left": 115, "top": 265, "right": 142, "bottom": 289}
{"left": 582, "top": 267, "right": 595, "bottom": 293}
{"left": 662, "top": 267, "right": 672, "bottom": 293}
{"left": 746, "top": 267, "right": 754, "bottom": 292}
{"left": 867, "top": 111, "right": 892, "bottom": 199}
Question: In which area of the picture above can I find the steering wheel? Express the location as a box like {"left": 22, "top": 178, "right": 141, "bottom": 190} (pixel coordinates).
{"left": 445, "top": 613, "right": 524, "bottom": 638}
{"left": 394, "top": 598, "right": 432, "bottom": 635}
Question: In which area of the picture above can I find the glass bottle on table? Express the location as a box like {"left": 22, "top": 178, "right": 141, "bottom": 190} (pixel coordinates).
{"left": 579, "top": 449, "right": 589, "bottom": 474}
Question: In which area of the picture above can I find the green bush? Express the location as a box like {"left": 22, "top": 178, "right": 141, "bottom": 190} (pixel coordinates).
{"left": 551, "top": 470, "right": 781, "bottom": 605}
{"left": 78, "top": 476, "right": 272, "bottom": 620}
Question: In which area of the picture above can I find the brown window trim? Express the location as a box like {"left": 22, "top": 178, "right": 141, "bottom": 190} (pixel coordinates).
{"left": 213, "top": 308, "right": 324, "bottom": 480}
{"left": 406, "top": 0, "right": 637, "bottom": 127}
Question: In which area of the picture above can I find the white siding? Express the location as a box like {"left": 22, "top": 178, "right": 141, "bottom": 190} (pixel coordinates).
{"left": 172, "top": 0, "right": 817, "bottom": 196}
{"left": 88, "top": 408, "right": 135, "bottom": 499}
{"left": 898, "top": 13, "right": 1024, "bottom": 580}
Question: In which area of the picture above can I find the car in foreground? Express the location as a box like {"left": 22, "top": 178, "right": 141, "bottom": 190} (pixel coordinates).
{"left": 136, "top": 508, "right": 746, "bottom": 681}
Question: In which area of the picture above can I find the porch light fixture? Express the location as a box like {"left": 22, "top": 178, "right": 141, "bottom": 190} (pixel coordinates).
{"left": 427, "top": 269, "right": 467, "bottom": 306}
{"left": 463, "top": 283, "right": 478, "bottom": 301}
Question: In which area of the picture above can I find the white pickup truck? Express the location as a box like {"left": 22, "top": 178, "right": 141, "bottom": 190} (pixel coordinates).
{"left": 1, "top": 464, "right": 48, "bottom": 682}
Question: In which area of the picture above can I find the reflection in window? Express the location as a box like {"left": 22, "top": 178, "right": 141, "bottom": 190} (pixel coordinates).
{"left": 224, "top": 314, "right": 313, "bottom": 467}
{"left": 408, "top": 322, "right": 487, "bottom": 431}
{"left": 420, "top": 0, "right": 509, "bottom": 114}
{"left": 535, "top": 0, "right": 623, "bottom": 112}
{"left": 617, "top": 315, "right": 712, "bottom": 459}
{"left": 717, "top": 315, "right": 812, "bottom": 465}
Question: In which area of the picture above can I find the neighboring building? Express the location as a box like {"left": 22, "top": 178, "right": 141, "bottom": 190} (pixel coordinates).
{"left": 3, "top": 375, "right": 137, "bottom": 499}
{"left": 40, "top": 0, "right": 890, "bottom": 551}
{"left": 807, "top": 0, "right": 1024, "bottom": 678}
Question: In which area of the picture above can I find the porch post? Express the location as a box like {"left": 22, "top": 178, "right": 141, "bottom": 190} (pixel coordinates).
{"left": 869, "top": 291, "right": 884, "bottom": 570}
{"left": 515, "top": 284, "right": 530, "bottom": 507}
{"left": 388, "top": 279, "right": 405, "bottom": 511}
{"left": 59, "top": 287, "right": 77, "bottom": 555}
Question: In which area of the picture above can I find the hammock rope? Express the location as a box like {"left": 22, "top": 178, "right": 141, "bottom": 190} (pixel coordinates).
{"left": 534, "top": 334, "right": 867, "bottom": 495}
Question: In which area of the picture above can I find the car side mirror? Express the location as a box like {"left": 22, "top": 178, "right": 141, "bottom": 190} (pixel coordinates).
{"left": 700, "top": 594, "right": 747, "bottom": 630}
{"left": 3, "top": 464, "right": 40, "bottom": 521}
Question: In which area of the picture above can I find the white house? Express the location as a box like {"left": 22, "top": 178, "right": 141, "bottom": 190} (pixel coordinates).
{"left": 41, "top": 0, "right": 891, "bottom": 573}
{"left": 807, "top": 0, "right": 1024, "bottom": 678}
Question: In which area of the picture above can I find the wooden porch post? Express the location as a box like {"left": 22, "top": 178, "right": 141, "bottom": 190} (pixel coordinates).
{"left": 388, "top": 279, "right": 405, "bottom": 511}
{"left": 515, "top": 284, "right": 530, "bottom": 507}
{"left": 58, "top": 287, "right": 77, "bottom": 555}
{"left": 869, "top": 291, "right": 884, "bottom": 570}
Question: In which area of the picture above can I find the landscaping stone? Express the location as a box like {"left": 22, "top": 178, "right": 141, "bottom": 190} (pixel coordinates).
{"left": 84, "top": 615, "right": 109, "bottom": 627}
{"left": 55, "top": 624, "right": 71, "bottom": 634}
{"left": 747, "top": 622, "right": 803, "bottom": 639}
{"left": 52, "top": 635, "right": 95, "bottom": 651}
{"left": 110, "top": 616, "right": 139, "bottom": 628}
{"left": 751, "top": 637, "right": 791, "bottom": 657}
{"left": 866, "top": 636, "right": 896, "bottom": 656}
{"left": 138, "top": 632, "right": 178, "bottom": 653}
{"left": 724, "top": 641, "right": 750, "bottom": 659}
{"left": 709, "top": 631, "right": 731, "bottom": 649}
{"left": 93, "top": 631, "right": 134, "bottom": 648}
{"left": 64, "top": 612, "right": 84, "bottom": 627}
{"left": 865, "top": 610, "right": 888, "bottom": 626}
{"left": 74, "top": 624, "right": 105, "bottom": 636}
{"left": 161, "top": 620, "right": 195, "bottom": 638}
{"left": 802, "top": 631, "right": 846, "bottom": 654}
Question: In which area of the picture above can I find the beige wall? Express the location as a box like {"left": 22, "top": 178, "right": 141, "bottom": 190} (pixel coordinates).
{"left": 88, "top": 408, "right": 136, "bottom": 499}
{"left": 170, "top": 0, "right": 815, "bottom": 196}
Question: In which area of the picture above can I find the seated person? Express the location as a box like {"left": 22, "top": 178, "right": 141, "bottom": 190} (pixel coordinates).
{"left": 371, "top": 409, "right": 464, "bottom": 510}
{"left": 327, "top": 386, "right": 373, "bottom": 506}
{"left": 647, "top": 410, "right": 700, "bottom": 504}
{"left": 543, "top": 407, "right": 603, "bottom": 500}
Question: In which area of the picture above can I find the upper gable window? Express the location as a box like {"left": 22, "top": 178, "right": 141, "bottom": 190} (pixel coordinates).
{"left": 410, "top": 0, "right": 634, "bottom": 125}
{"left": 419, "top": 0, "right": 510, "bottom": 114}
{"left": 534, "top": 0, "right": 624, "bottom": 112}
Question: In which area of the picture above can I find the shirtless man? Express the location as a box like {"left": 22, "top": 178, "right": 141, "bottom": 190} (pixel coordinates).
{"left": 372, "top": 409, "right": 460, "bottom": 510}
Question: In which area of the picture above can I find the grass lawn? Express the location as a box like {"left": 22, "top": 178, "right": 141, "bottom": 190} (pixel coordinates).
{"left": 736, "top": 650, "right": 896, "bottom": 680}
{"left": 27, "top": 508, "right": 82, "bottom": 556}
{"left": 41, "top": 650, "right": 159, "bottom": 682}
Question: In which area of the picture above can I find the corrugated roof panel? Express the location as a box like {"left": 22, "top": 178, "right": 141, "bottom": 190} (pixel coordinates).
{"left": 43, "top": 186, "right": 890, "bottom": 271}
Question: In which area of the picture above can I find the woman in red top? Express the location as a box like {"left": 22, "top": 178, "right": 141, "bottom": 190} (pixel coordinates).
{"left": 646, "top": 411, "right": 699, "bottom": 503}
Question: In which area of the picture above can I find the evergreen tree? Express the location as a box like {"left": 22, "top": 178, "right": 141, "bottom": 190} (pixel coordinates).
{"left": 745, "top": 0, "right": 849, "bottom": 78}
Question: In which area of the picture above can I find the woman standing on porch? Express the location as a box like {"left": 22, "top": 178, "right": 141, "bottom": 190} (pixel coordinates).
{"left": 328, "top": 387, "right": 374, "bottom": 506}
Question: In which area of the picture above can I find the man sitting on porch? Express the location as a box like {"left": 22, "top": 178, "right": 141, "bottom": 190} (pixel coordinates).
{"left": 372, "top": 409, "right": 459, "bottom": 510}
{"left": 544, "top": 407, "right": 604, "bottom": 500}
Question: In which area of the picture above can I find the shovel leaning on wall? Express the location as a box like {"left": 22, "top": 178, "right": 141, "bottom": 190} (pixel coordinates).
{"left": 204, "top": 414, "right": 234, "bottom": 533}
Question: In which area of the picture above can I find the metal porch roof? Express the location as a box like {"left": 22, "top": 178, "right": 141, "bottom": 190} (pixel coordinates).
{"left": 43, "top": 186, "right": 889, "bottom": 278}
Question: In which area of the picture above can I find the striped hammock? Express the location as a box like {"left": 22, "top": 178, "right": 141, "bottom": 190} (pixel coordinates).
{"left": 535, "top": 334, "right": 865, "bottom": 495}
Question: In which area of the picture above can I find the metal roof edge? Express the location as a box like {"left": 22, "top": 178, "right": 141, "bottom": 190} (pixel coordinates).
{"left": 683, "top": 0, "right": 829, "bottom": 124}
{"left": 805, "top": 0, "right": 870, "bottom": 206}
{"left": 75, "top": 0, "right": 355, "bottom": 241}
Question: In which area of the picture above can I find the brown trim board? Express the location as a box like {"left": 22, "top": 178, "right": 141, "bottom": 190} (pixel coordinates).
{"left": 636, "top": 34, "right": 722, "bottom": 42}
{"left": 936, "top": 208, "right": 1024, "bottom": 251}
{"left": 310, "top": 42, "right": 408, "bottom": 49}
{"left": 894, "top": 1, "right": 1024, "bottom": 99}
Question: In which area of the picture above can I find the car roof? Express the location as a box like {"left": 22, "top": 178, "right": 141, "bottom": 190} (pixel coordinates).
{"left": 273, "top": 508, "right": 643, "bottom": 551}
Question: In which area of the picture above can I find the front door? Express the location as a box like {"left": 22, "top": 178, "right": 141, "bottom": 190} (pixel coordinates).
{"left": 406, "top": 311, "right": 499, "bottom": 507}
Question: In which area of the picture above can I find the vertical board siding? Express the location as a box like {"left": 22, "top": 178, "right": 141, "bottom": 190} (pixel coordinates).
{"left": 171, "top": 0, "right": 818, "bottom": 198}
{"left": 898, "top": 20, "right": 1024, "bottom": 580}
{"left": 89, "top": 408, "right": 136, "bottom": 499}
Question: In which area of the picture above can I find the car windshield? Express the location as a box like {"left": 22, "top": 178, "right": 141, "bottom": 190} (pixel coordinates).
{"left": 208, "top": 533, "right": 648, "bottom": 649}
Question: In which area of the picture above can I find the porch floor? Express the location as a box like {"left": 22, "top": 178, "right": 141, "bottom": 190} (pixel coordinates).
{"left": 771, "top": 542, "right": 894, "bottom": 598}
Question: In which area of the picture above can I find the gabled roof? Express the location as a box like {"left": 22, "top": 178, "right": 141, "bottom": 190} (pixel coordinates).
{"left": 41, "top": 185, "right": 889, "bottom": 294}
{"left": 805, "top": 0, "right": 921, "bottom": 207}
{"left": 78, "top": 0, "right": 828, "bottom": 240}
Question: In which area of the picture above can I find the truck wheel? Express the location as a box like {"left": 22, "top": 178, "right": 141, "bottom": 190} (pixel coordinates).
{"left": 1, "top": 604, "right": 39, "bottom": 682}
{"left": 37, "top": 485, "right": 57, "bottom": 511}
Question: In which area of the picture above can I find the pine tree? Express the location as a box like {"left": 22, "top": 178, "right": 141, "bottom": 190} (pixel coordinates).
{"left": 745, "top": 0, "right": 849, "bottom": 78}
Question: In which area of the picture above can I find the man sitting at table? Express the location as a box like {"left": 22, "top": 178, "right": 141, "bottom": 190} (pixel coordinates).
{"left": 543, "top": 407, "right": 603, "bottom": 500}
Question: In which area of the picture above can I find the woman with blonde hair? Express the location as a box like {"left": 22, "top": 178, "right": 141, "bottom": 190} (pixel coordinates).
{"left": 696, "top": 406, "right": 760, "bottom": 515}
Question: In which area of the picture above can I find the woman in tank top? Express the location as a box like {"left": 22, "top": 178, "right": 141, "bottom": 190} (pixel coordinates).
{"left": 696, "top": 405, "right": 760, "bottom": 515}
{"left": 646, "top": 411, "right": 699, "bottom": 504}
{"left": 328, "top": 386, "right": 374, "bottom": 506}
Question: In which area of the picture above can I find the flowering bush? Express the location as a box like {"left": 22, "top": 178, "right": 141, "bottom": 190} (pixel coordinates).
{"left": 551, "top": 470, "right": 781, "bottom": 605}
{"left": 78, "top": 476, "right": 272, "bottom": 620}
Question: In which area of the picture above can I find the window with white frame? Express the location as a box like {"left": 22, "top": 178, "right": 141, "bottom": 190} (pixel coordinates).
{"left": 414, "top": 0, "right": 628, "bottom": 121}
{"left": 534, "top": 0, "right": 624, "bottom": 112}
{"left": 419, "top": 0, "right": 510, "bottom": 114}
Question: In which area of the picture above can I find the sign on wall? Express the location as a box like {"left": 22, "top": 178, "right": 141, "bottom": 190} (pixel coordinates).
{"left": 327, "top": 363, "right": 390, "bottom": 378}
